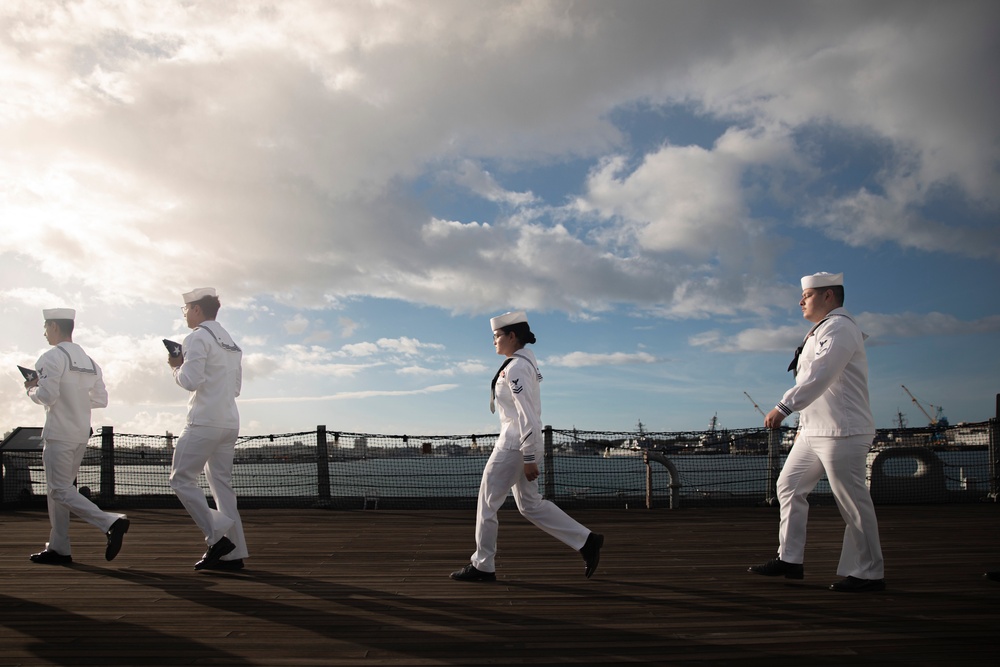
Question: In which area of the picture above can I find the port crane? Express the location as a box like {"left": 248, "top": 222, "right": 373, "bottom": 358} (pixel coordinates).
{"left": 900, "top": 385, "right": 945, "bottom": 427}
{"left": 743, "top": 391, "right": 767, "bottom": 418}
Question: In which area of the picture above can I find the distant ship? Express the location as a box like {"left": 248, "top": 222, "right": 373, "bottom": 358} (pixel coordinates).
{"left": 696, "top": 414, "right": 728, "bottom": 453}
{"left": 604, "top": 438, "right": 644, "bottom": 457}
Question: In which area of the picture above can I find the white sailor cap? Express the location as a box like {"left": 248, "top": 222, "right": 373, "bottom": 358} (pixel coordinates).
{"left": 801, "top": 272, "right": 843, "bottom": 290}
{"left": 490, "top": 310, "right": 528, "bottom": 331}
{"left": 42, "top": 308, "right": 75, "bottom": 321}
{"left": 182, "top": 287, "right": 217, "bottom": 304}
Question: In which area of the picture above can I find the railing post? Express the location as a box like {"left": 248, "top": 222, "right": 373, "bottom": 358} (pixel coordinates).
{"left": 989, "top": 395, "right": 999, "bottom": 502}
{"left": 645, "top": 451, "right": 653, "bottom": 509}
{"left": 316, "top": 425, "right": 331, "bottom": 504}
{"left": 543, "top": 425, "right": 555, "bottom": 499}
{"left": 100, "top": 426, "right": 115, "bottom": 500}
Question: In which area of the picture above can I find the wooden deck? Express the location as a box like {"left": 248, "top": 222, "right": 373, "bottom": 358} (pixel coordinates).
{"left": 1, "top": 504, "right": 999, "bottom": 666}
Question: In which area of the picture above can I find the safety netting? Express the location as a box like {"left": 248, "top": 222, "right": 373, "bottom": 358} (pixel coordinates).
{"left": 1, "top": 421, "right": 995, "bottom": 509}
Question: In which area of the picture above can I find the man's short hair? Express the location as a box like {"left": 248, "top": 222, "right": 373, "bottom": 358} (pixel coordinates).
{"left": 192, "top": 295, "right": 221, "bottom": 319}
{"left": 46, "top": 319, "right": 74, "bottom": 336}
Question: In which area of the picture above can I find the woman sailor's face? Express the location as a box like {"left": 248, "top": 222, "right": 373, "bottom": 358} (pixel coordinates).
{"left": 493, "top": 329, "right": 516, "bottom": 357}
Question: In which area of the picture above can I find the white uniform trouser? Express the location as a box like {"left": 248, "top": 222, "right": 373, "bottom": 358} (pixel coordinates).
{"left": 471, "top": 447, "right": 590, "bottom": 573}
{"left": 169, "top": 425, "right": 248, "bottom": 560}
{"left": 42, "top": 439, "right": 124, "bottom": 556}
{"left": 776, "top": 434, "right": 884, "bottom": 579}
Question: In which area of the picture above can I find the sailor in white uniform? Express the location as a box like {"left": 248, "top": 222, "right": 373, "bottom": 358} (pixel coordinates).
{"left": 750, "top": 272, "right": 885, "bottom": 592}
{"left": 25, "top": 308, "right": 129, "bottom": 564}
{"left": 168, "top": 288, "right": 248, "bottom": 570}
{"left": 450, "top": 310, "right": 603, "bottom": 582}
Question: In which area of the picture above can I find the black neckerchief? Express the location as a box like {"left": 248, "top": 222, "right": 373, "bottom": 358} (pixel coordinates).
{"left": 786, "top": 314, "right": 847, "bottom": 376}
{"left": 489, "top": 358, "right": 514, "bottom": 414}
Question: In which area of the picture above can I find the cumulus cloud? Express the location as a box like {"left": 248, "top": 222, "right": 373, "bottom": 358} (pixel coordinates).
{"left": 689, "top": 326, "right": 803, "bottom": 354}
{"left": 1, "top": 287, "right": 65, "bottom": 308}
{"left": 857, "top": 312, "right": 1000, "bottom": 341}
{"left": 376, "top": 337, "right": 445, "bottom": 356}
{"left": 454, "top": 360, "right": 490, "bottom": 375}
{"left": 397, "top": 359, "right": 489, "bottom": 377}
{"left": 546, "top": 351, "right": 659, "bottom": 368}
{"left": 240, "top": 384, "right": 459, "bottom": 403}
{"left": 802, "top": 187, "right": 1000, "bottom": 260}
{"left": 338, "top": 317, "right": 360, "bottom": 338}
{"left": 283, "top": 314, "right": 310, "bottom": 335}
{"left": 267, "top": 344, "right": 381, "bottom": 377}
{"left": 340, "top": 342, "right": 380, "bottom": 358}
{"left": 579, "top": 149, "right": 739, "bottom": 255}
{"left": 698, "top": 312, "right": 1000, "bottom": 354}
{"left": 2, "top": 0, "right": 994, "bottom": 318}
{"left": 449, "top": 160, "right": 538, "bottom": 208}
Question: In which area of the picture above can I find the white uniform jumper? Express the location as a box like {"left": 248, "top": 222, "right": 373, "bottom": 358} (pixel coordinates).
{"left": 774, "top": 308, "right": 884, "bottom": 580}
{"left": 471, "top": 349, "right": 590, "bottom": 573}
{"left": 29, "top": 343, "right": 124, "bottom": 555}
{"left": 169, "top": 320, "right": 248, "bottom": 561}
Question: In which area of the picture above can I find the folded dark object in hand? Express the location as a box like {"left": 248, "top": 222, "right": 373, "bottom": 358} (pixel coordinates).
{"left": 163, "top": 339, "right": 183, "bottom": 357}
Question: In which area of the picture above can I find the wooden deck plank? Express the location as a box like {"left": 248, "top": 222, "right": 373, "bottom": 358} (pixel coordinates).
{"left": 1, "top": 505, "right": 999, "bottom": 666}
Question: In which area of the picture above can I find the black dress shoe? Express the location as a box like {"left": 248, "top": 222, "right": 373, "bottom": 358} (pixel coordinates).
{"left": 194, "top": 536, "right": 236, "bottom": 570}
{"left": 450, "top": 564, "right": 496, "bottom": 582}
{"left": 201, "top": 558, "right": 245, "bottom": 571}
{"left": 105, "top": 517, "right": 130, "bottom": 561}
{"left": 748, "top": 558, "right": 804, "bottom": 579}
{"left": 984, "top": 571, "right": 1000, "bottom": 582}
{"left": 30, "top": 549, "right": 73, "bottom": 565}
{"left": 829, "top": 576, "right": 885, "bottom": 592}
{"left": 580, "top": 532, "right": 604, "bottom": 579}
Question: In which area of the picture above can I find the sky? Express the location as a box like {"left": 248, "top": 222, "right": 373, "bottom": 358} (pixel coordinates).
{"left": 2, "top": 0, "right": 999, "bottom": 440}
